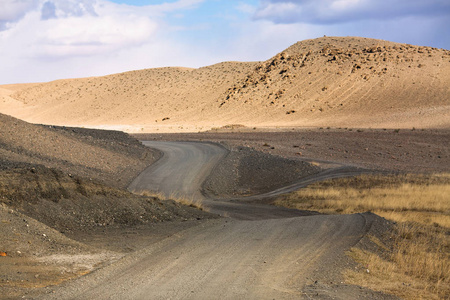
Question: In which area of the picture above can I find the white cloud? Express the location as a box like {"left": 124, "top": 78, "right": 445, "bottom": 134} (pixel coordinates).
{"left": 0, "top": 0, "right": 40, "bottom": 29}
{"left": 0, "top": 0, "right": 207, "bottom": 83}
{"left": 0, "top": 1, "right": 158, "bottom": 59}
{"left": 228, "top": 20, "right": 322, "bottom": 62}
{"left": 34, "top": 15, "right": 157, "bottom": 57}
{"left": 246, "top": 0, "right": 450, "bottom": 52}
{"left": 97, "top": 0, "right": 204, "bottom": 17}
{"left": 254, "top": 0, "right": 450, "bottom": 24}
{"left": 0, "top": 0, "right": 38, "bottom": 22}
{"left": 148, "top": 0, "right": 204, "bottom": 13}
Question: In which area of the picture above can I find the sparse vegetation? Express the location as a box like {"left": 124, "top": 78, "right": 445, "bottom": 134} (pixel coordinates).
{"left": 275, "top": 173, "right": 450, "bottom": 299}
{"left": 139, "top": 191, "right": 205, "bottom": 211}
{"left": 0, "top": 167, "right": 209, "bottom": 230}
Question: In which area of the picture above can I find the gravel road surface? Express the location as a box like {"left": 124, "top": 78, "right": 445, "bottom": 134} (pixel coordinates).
{"left": 43, "top": 141, "right": 394, "bottom": 299}
{"left": 43, "top": 214, "right": 376, "bottom": 300}
{"left": 128, "top": 141, "right": 227, "bottom": 199}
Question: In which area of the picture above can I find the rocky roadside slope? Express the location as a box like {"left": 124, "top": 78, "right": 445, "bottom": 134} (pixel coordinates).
{"left": 0, "top": 113, "right": 214, "bottom": 299}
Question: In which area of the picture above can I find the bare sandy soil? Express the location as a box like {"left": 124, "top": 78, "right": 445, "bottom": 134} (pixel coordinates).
{"left": 0, "top": 35, "right": 448, "bottom": 299}
{"left": 1, "top": 36, "right": 449, "bottom": 131}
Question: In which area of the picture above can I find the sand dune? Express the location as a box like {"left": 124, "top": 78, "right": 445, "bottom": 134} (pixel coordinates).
{"left": 1, "top": 37, "right": 449, "bottom": 132}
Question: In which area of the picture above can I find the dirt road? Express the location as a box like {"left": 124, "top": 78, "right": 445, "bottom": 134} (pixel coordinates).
{"left": 128, "top": 141, "right": 227, "bottom": 199}
{"left": 129, "top": 141, "right": 369, "bottom": 219}
{"left": 43, "top": 214, "right": 376, "bottom": 300}
{"left": 44, "top": 141, "right": 393, "bottom": 299}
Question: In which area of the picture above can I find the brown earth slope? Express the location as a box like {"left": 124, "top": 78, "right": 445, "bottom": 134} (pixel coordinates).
{"left": 0, "top": 113, "right": 213, "bottom": 234}
{"left": 0, "top": 113, "right": 158, "bottom": 188}
{"left": 0, "top": 113, "right": 213, "bottom": 298}
{"left": 1, "top": 36, "right": 448, "bottom": 131}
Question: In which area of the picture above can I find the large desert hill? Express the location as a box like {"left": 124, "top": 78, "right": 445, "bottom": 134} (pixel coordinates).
{"left": 1, "top": 36, "right": 449, "bottom": 131}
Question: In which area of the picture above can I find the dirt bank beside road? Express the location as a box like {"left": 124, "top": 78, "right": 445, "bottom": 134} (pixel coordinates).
{"left": 0, "top": 114, "right": 217, "bottom": 299}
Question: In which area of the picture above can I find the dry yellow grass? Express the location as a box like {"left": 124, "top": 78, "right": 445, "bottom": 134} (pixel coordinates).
{"left": 139, "top": 191, "right": 205, "bottom": 211}
{"left": 275, "top": 173, "right": 450, "bottom": 299}
{"left": 276, "top": 174, "right": 450, "bottom": 227}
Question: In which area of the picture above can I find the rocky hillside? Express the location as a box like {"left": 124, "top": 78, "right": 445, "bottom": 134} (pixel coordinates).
{"left": 1, "top": 36, "right": 449, "bottom": 131}
{"left": 218, "top": 37, "right": 450, "bottom": 128}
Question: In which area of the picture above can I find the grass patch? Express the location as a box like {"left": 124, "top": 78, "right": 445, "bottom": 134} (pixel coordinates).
{"left": 274, "top": 173, "right": 450, "bottom": 299}
{"left": 139, "top": 191, "right": 205, "bottom": 211}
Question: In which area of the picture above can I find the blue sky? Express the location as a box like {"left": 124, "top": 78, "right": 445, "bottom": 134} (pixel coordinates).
{"left": 0, "top": 0, "right": 449, "bottom": 84}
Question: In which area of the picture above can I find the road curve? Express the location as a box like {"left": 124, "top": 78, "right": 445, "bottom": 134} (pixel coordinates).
{"left": 128, "top": 141, "right": 369, "bottom": 220}
{"left": 128, "top": 141, "right": 227, "bottom": 200}
{"left": 44, "top": 141, "right": 384, "bottom": 299}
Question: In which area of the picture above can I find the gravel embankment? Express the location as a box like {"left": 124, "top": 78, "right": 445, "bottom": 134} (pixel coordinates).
{"left": 0, "top": 113, "right": 160, "bottom": 188}
{"left": 203, "top": 145, "right": 321, "bottom": 198}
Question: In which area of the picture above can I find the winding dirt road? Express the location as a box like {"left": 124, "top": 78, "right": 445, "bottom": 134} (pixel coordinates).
{"left": 129, "top": 141, "right": 369, "bottom": 220}
{"left": 128, "top": 141, "right": 228, "bottom": 199}
{"left": 45, "top": 141, "right": 389, "bottom": 299}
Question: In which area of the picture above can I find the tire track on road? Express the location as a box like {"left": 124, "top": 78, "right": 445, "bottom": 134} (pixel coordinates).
{"left": 45, "top": 141, "right": 392, "bottom": 300}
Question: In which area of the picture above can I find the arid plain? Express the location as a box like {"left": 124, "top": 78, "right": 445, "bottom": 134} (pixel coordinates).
{"left": 0, "top": 37, "right": 449, "bottom": 299}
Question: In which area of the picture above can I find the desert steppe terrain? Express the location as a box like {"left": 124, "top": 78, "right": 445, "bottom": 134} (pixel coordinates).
{"left": 0, "top": 37, "right": 449, "bottom": 299}
{"left": 1, "top": 36, "right": 449, "bottom": 131}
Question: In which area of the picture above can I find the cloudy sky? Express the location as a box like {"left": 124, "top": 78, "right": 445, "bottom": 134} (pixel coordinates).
{"left": 1, "top": 0, "right": 449, "bottom": 84}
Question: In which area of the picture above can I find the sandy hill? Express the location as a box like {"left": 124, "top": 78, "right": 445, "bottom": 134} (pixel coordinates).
{"left": 218, "top": 37, "right": 450, "bottom": 129}
{"left": 1, "top": 36, "right": 449, "bottom": 131}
